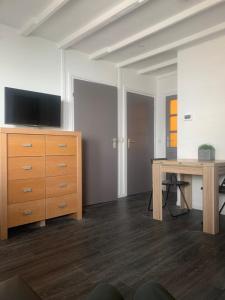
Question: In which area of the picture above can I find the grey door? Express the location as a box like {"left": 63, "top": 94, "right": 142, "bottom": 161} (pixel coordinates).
{"left": 166, "top": 95, "right": 177, "bottom": 160}
{"left": 74, "top": 79, "right": 118, "bottom": 206}
{"left": 127, "top": 92, "right": 154, "bottom": 196}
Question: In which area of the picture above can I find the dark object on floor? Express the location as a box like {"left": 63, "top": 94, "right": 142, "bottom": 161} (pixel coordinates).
{"left": 87, "top": 282, "right": 175, "bottom": 300}
{"left": 219, "top": 178, "right": 225, "bottom": 214}
{"left": 0, "top": 276, "right": 41, "bottom": 300}
{"left": 87, "top": 283, "right": 124, "bottom": 300}
{"left": 134, "top": 282, "right": 175, "bottom": 300}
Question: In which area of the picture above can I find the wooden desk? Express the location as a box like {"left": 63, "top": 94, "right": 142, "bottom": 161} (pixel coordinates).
{"left": 152, "top": 159, "right": 225, "bottom": 235}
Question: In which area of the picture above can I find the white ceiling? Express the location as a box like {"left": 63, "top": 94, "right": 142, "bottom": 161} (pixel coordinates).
{"left": 0, "top": 0, "right": 225, "bottom": 76}
{"left": 0, "top": 0, "right": 53, "bottom": 28}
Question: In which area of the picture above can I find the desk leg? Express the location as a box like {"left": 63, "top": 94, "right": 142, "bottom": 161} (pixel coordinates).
{"left": 203, "top": 166, "right": 219, "bottom": 235}
{"left": 180, "top": 175, "right": 192, "bottom": 209}
{"left": 153, "top": 163, "right": 162, "bottom": 221}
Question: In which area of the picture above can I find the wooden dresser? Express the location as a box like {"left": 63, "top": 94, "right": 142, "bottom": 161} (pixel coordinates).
{"left": 0, "top": 128, "right": 82, "bottom": 240}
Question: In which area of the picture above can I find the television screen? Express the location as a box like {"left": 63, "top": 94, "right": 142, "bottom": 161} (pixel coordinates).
{"left": 5, "top": 87, "right": 61, "bottom": 127}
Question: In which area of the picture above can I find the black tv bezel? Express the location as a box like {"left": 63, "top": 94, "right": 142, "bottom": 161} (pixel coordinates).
{"left": 4, "top": 87, "right": 61, "bottom": 128}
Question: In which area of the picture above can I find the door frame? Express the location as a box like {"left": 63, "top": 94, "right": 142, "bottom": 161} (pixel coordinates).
{"left": 125, "top": 88, "right": 156, "bottom": 196}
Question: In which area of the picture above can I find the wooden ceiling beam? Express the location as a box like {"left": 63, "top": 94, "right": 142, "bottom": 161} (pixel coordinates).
{"left": 58, "top": 0, "right": 149, "bottom": 49}
{"left": 90, "top": 0, "right": 225, "bottom": 60}
{"left": 20, "top": 0, "right": 71, "bottom": 36}
{"left": 117, "top": 21, "right": 225, "bottom": 67}
{"left": 138, "top": 58, "right": 177, "bottom": 74}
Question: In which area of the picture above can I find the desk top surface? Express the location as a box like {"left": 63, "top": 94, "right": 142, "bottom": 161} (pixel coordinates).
{"left": 153, "top": 159, "right": 225, "bottom": 167}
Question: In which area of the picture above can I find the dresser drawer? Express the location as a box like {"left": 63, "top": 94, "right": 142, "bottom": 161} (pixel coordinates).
{"left": 46, "top": 135, "right": 76, "bottom": 155}
{"left": 8, "top": 157, "right": 45, "bottom": 180}
{"left": 46, "top": 175, "right": 76, "bottom": 197}
{"left": 8, "top": 134, "right": 45, "bottom": 157}
{"left": 8, "top": 199, "right": 45, "bottom": 228}
{"left": 8, "top": 178, "right": 45, "bottom": 204}
{"left": 46, "top": 156, "right": 76, "bottom": 177}
{"left": 46, "top": 194, "right": 77, "bottom": 219}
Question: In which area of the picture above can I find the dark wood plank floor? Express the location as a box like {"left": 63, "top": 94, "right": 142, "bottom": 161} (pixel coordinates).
{"left": 1, "top": 194, "right": 225, "bottom": 300}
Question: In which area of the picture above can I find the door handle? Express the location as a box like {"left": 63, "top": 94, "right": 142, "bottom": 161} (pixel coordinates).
{"left": 128, "top": 139, "right": 136, "bottom": 149}
{"left": 112, "top": 138, "right": 118, "bottom": 149}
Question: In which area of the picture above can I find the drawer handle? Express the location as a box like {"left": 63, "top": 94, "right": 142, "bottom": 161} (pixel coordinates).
{"left": 58, "top": 202, "right": 67, "bottom": 209}
{"left": 22, "top": 143, "right": 33, "bottom": 148}
{"left": 22, "top": 165, "right": 32, "bottom": 171}
{"left": 23, "top": 209, "right": 32, "bottom": 216}
{"left": 58, "top": 144, "right": 67, "bottom": 148}
{"left": 59, "top": 183, "right": 68, "bottom": 188}
{"left": 57, "top": 163, "right": 67, "bottom": 168}
{"left": 23, "top": 187, "right": 32, "bottom": 193}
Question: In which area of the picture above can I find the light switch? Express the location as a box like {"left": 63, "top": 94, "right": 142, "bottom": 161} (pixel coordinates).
{"left": 184, "top": 114, "right": 192, "bottom": 121}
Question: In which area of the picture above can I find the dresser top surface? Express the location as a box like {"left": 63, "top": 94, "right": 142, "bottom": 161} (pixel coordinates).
{"left": 0, "top": 127, "right": 81, "bottom": 136}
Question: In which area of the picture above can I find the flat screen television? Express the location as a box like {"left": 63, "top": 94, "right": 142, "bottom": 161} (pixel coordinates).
{"left": 5, "top": 87, "right": 61, "bottom": 127}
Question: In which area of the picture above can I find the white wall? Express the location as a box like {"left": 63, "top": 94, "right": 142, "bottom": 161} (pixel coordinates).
{"left": 0, "top": 24, "right": 61, "bottom": 125}
{"left": 155, "top": 72, "right": 177, "bottom": 158}
{"left": 121, "top": 68, "right": 155, "bottom": 94}
{"left": 178, "top": 34, "right": 225, "bottom": 211}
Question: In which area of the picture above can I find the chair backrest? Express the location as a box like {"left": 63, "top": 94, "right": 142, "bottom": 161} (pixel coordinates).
{"left": 219, "top": 177, "right": 225, "bottom": 194}
{"left": 170, "top": 173, "right": 178, "bottom": 183}
{"left": 220, "top": 178, "right": 225, "bottom": 187}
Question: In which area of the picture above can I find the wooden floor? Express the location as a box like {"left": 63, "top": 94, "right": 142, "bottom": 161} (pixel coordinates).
{"left": 1, "top": 194, "right": 225, "bottom": 300}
